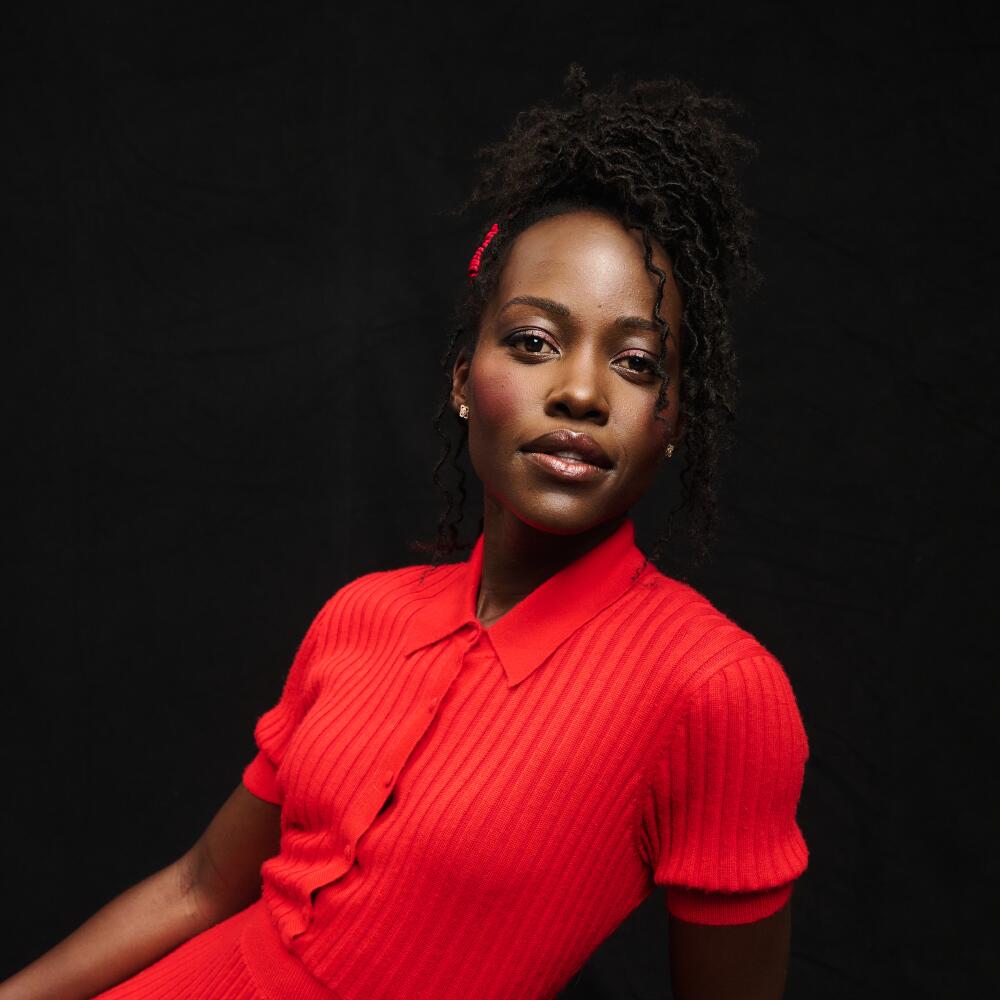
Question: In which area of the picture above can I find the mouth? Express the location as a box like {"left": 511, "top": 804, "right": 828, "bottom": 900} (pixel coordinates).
{"left": 517, "top": 428, "right": 614, "bottom": 473}
{"left": 519, "top": 450, "right": 613, "bottom": 483}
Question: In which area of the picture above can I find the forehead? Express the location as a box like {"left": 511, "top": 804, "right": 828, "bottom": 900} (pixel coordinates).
{"left": 493, "top": 210, "right": 680, "bottom": 320}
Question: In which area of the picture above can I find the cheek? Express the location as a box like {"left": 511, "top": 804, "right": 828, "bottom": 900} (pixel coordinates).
{"left": 623, "top": 405, "right": 670, "bottom": 468}
{"left": 469, "top": 367, "right": 532, "bottom": 434}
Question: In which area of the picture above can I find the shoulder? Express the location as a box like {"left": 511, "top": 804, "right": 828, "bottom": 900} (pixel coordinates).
{"left": 312, "top": 558, "right": 462, "bottom": 633}
{"left": 337, "top": 558, "right": 462, "bottom": 603}
{"left": 631, "top": 566, "right": 808, "bottom": 761}
{"left": 630, "top": 564, "right": 781, "bottom": 683}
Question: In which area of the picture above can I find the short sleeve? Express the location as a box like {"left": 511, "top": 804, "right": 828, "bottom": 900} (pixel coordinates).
{"left": 241, "top": 597, "right": 337, "bottom": 805}
{"left": 637, "top": 653, "right": 810, "bottom": 925}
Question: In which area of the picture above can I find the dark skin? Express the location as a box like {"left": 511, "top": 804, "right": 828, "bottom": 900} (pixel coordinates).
{"left": 451, "top": 209, "right": 687, "bottom": 624}
{"left": 0, "top": 785, "right": 281, "bottom": 999}
{"left": 2, "top": 208, "right": 788, "bottom": 999}
{"left": 450, "top": 208, "right": 792, "bottom": 998}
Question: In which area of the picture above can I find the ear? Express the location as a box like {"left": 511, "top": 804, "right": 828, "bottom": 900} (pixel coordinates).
{"left": 450, "top": 345, "right": 472, "bottom": 416}
{"left": 672, "top": 408, "right": 688, "bottom": 447}
{"left": 656, "top": 397, "right": 687, "bottom": 448}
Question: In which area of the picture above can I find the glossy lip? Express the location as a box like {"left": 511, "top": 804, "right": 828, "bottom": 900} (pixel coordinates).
{"left": 520, "top": 449, "right": 612, "bottom": 483}
{"left": 518, "top": 429, "right": 614, "bottom": 469}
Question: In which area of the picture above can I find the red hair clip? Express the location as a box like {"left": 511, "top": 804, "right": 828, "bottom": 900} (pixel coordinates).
{"left": 467, "top": 222, "right": 499, "bottom": 280}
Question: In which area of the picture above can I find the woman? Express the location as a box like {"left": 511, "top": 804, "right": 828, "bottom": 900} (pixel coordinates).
{"left": 2, "top": 65, "right": 809, "bottom": 1000}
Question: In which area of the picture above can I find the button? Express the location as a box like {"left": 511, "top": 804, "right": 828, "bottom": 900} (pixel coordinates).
{"left": 383, "top": 770, "right": 394, "bottom": 787}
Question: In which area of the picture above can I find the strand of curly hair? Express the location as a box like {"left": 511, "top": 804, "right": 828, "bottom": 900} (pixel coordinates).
{"left": 409, "top": 62, "right": 762, "bottom": 581}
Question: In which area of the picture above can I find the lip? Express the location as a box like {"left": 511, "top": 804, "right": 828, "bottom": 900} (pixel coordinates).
{"left": 519, "top": 429, "right": 614, "bottom": 469}
{"left": 520, "top": 450, "right": 612, "bottom": 482}
{"left": 518, "top": 428, "right": 614, "bottom": 484}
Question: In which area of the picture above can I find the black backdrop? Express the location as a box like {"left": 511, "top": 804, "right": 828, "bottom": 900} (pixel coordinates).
{"left": 2, "top": 3, "right": 995, "bottom": 997}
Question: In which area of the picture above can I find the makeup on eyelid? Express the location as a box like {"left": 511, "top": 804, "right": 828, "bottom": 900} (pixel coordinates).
{"left": 504, "top": 330, "right": 660, "bottom": 376}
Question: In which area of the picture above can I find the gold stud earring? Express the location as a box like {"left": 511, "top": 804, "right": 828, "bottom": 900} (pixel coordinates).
{"left": 459, "top": 403, "right": 470, "bottom": 420}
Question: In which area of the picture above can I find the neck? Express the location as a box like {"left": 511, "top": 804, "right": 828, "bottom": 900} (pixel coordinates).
{"left": 474, "top": 493, "right": 627, "bottom": 625}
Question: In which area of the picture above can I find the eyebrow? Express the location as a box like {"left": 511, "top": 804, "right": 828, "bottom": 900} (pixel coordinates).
{"left": 498, "top": 294, "right": 662, "bottom": 334}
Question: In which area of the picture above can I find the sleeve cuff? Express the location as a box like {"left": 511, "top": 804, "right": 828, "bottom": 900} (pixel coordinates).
{"left": 242, "top": 750, "right": 282, "bottom": 805}
{"left": 666, "top": 881, "right": 794, "bottom": 925}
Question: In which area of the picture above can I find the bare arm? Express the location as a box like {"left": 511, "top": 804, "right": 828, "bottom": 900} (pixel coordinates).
{"left": 0, "top": 784, "right": 281, "bottom": 1000}
{"left": 668, "top": 899, "right": 792, "bottom": 1000}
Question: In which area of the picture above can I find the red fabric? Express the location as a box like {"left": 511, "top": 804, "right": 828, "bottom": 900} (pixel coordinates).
{"left": 227, "top": 515, "right": 809, "bottom": 998}
{"left": 93, "top": 900, "right": 342, "bottom": 999}
{"left": 97, "top": 516, "right": 808, "bottom": 997}
{"left": 93, "top": 903, "right": 264, "bottom": 999}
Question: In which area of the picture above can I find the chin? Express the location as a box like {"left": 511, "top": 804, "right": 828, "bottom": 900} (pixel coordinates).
{"left": 496, "top": 493, "right": 619, "bottom": 537}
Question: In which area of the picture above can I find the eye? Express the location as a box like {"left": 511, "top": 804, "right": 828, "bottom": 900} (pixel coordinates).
{"left": 505, "top": 329, "right": 557, "bottom": 355}
{"left": 615, "top": 352, "right": 658, "bottom": 378}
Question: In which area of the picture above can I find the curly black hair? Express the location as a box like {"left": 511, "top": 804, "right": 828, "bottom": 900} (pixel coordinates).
{"left": 409, "top": 63, "right": 761, "bottom": 575}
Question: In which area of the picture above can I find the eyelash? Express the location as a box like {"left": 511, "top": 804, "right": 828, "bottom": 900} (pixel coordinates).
{"left": 504, "top": 329, "right": 659, "bottom": 377}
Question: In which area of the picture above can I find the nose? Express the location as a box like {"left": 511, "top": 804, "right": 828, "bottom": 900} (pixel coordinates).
{"left": 543, "top": 347, "right": 609, "bottom": 423}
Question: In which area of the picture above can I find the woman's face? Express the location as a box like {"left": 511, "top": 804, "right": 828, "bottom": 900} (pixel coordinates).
{"left": 451, "top": 209, "right": 686, "bottom": 537}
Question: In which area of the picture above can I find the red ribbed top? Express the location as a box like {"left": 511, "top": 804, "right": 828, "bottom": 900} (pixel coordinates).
{"left": 240, "top": 516, "right": 810, "bottom": 999}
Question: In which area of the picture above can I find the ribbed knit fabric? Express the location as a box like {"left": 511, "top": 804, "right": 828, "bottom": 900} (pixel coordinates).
{"left": 99, "top": 516, "right": 809, "bottom": 999}
{"left": 94, "top": 899, "right": 346, "bottom": 999}
{"left": 92, "top": 902, "right": 263, "bottom": 999}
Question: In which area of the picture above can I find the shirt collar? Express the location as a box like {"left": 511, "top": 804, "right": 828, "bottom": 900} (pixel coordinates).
{"left": 402, "top": 516, "right": 650, "bottom": 687}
